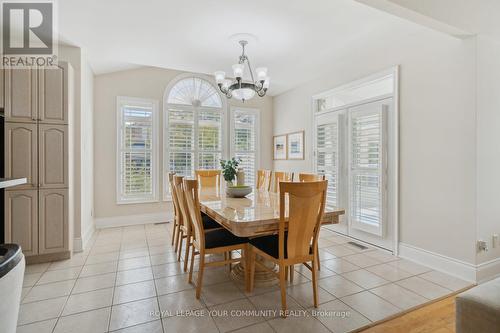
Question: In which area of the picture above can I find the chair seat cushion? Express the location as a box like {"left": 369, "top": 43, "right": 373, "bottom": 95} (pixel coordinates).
{"left": 201, "top": 213, "right": 220, "bottom": 229}
{"left": 249, "top": 233, "right": 312, "bottom": 259}
{"left": 204, "top": 228, "right": 248, "bottom": 249}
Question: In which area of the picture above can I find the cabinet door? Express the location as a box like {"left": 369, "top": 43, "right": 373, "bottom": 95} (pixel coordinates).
{"left": 39, "top": 189, "right": 68, "bottom": 254}
{"left": 4, "top": 69, "right": 37, "bottom": 123}
{"left": 0, "top": 68, "right": 4, "bottom": 109}
{"left": 38, "top": 63, "right": 68, "bottom": 124}
{"left": 5, "top": 123, "right": 38, "bottom": 189}
{"left": 39, "top": 124, "right": 68, "bottom": 188}
{"left": 4, "top": 190, "right": 38, "bottom": 256}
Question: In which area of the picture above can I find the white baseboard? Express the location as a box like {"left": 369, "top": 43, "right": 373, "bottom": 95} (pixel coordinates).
{"left": 95, "top": 212, "right": 173, "bottom": 229}
{"left": 476, "top": 257, "right": 500, "bottom": 283}
{"left": 398, "top": 242, "right": 477, "bottom": 283}
{"left": 73, "top": 218, "right": 96, "bottom": 252}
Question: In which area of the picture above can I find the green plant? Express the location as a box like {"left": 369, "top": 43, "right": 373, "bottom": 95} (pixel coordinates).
{"left": 220, "top": 157, "right": 241, "bottom": 183}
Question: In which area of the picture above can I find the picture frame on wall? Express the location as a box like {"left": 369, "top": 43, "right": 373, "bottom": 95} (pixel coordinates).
{"left": 287, "top": 131, "right": 305, "bottom": 160}
{"left": 273, "top": 135, "right": 287, "bottom": 160}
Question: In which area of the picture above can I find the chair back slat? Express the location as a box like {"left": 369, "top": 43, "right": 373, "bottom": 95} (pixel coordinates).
{"left": 270, "top": 171, "right": 294, "bottom": 192}
{"left": 279, "top": 181, "right": 327, "bottom": 260}
{"left": 173, "top": 175, "right": 190, "bottom": 234}
{"left": 298, "top": 173, "right": 325, "bottom": 182}
{"left": 195, "top": 170, "right": 221, "bottom": 189}
{"left": 183, "top": 179, "right": 205, "bottom": 249}
{"left": 257, "top": 170, "right": 272, "bottom": 190}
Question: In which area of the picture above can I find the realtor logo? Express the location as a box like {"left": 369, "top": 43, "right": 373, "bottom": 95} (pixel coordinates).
{"left": 1, "top": 1, "right": 57, "bottom": 67}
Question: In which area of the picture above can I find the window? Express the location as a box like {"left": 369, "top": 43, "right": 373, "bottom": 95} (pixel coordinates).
{"left": 117, "top": 97, "right": 159, "bottom": 204}
{"left": 312, "top": 68, "right": 397, "bottom": 250}
{"left": 231, "top": 108, "right": 260, "bottom": 188}
{"left": 164, "top": 76, "right": 224, "bottom": 197}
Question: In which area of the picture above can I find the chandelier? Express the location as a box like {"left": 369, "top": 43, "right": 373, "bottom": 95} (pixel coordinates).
{"left": 214, "top": 40, "right": 270, "bottom": 102}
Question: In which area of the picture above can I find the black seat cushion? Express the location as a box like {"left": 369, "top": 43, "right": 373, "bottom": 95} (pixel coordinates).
{"left": 249, "top": 232, "right": 312, "bottom": 259}
{"left": 204, "top": 228, "right": 248, "bottom": 249}
{"left": 201, "top": 213, "right": 221, "bottom": 230}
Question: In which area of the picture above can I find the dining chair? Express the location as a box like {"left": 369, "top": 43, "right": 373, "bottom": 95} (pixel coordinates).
{"left": 173, "top": 175, "right": 222, "bottom": 270}
{"left": 248, "top": 180, "right": 328, "bottom": 316}
{"left": 195, "top": 169, "right": 221, "bottom": 189}
{"left": 183, "top": 178, "right": 250, "bottom": 298}
{"left": 270, "top": 171, "right": 294, "bottom": 193}
{"left": 169, "top": 172, "right": 183, "bottom": 253}
{"left": 299, "top": 173, "right": 326, "bottom": 182}
{"left": 256, "top": 170, "right": 272, "bottom": 190}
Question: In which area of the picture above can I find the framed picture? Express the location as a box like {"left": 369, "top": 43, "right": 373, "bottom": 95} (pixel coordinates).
{"left": 287, "top": 131, "right": 304, "bottom": 160}
{"left": 273, "top": 135, "right": 287, "bottom": 160}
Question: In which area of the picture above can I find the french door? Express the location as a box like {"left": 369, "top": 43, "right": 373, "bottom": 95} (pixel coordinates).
{"left": 314, "top": 97, "right": 395, "bottom": 251}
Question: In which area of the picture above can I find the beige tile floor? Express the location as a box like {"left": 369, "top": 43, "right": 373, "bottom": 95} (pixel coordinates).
{"left": 17, "top": 223, "right": 472, "bottom": 333}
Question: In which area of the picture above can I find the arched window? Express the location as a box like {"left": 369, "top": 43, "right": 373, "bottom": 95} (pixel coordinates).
{"left": 164, "top": 75, "right": 224, "bottom": 192}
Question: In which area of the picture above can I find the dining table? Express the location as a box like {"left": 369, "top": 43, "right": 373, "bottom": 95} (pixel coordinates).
{"left": 199, "top": 187, "right": 346, "bottom": 286}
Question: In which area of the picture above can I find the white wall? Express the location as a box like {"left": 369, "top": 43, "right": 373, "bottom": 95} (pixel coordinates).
{"left": 476, "top": 36, "right": 500, "bottom": 268}
{"left": 273, "top": 27, "right": 478, "bottom": 265}
{"left": 93, "top": 67, "right": 273, "bottom": 223}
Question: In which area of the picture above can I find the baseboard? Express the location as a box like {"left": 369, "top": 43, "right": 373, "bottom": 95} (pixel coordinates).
{"left": 398, "top": 242, "right": 477, "bottom": 283}
{"left": 476, "top": 257, "right": 500, "bottom": 283}
{"left": 95, "top": 212, "right": 173, "bottom": 229}
{"left": 73, "top": 219, "right": 96, "bottom": 252}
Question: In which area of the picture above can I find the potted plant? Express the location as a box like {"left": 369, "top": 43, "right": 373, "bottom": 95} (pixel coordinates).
{"left": 220, "top": 158, "right": 241, "bottom": 187}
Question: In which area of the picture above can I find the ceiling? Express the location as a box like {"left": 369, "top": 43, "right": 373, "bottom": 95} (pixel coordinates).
{"left": 58, "top": 0, "right": 420, "bottom": 95}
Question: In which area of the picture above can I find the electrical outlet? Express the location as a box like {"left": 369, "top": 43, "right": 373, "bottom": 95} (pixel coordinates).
{"left": 493, "top": 234, "right": 499, "bottom": 248}
{"left": 477, "top": 240, "right": 488, "bottom": 252}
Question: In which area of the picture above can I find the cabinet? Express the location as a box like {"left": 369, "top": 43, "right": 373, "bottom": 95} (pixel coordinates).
{"left": 3, "top": 62, "right": 72, "bottom": 261}
{"left": 39, "top": 189, "right": 68, "bottom": 254}
{"left": 4, "top": 190, "right": 38, "bottom": 256}
{"left": 4, "top": 123, "right": 38, "bottom": 189}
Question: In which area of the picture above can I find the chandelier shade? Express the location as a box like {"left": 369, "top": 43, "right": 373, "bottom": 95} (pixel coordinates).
{"left": 214, "top": 40, "right": 269, "bottom": 102}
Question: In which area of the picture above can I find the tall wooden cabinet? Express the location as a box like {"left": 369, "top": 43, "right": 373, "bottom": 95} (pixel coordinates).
{"left": 3, "top": 62, "right": 72, "bottom": 262}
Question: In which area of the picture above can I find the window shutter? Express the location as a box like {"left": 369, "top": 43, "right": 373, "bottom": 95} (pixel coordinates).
{"left": 167, "top": 108, "right": 195, "bottom": 177}
{"left": 232, "top": 109, "right": 258, "bottom": 188}
{"left": 118, "top": 98, "right": 157, "bottom": 203}
{"left": 316, "top": 115, "right": 339, "bottom": 208}
{"left": 349, "top": 108, "right": 385, "bottom": 235}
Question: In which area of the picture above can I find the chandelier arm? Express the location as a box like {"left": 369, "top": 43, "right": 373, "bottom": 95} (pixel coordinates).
{"left": 246, "top": 57, "right": 256, "bottom": 86}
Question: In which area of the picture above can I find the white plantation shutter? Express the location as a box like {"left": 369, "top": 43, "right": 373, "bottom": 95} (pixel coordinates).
{"left": 349, "top": 107, "right": 386, "bottom": 235}
{"left": 117, "top": 97, "right": 158, "bottom": 203}
{"left": 231, "top": 109, "right": 259, "bottom": 188}
{"left": 165, "top": 76, "right": 224, "bottom": 197}
{"left": 316, "top": 114, "right": 340, "bottom": 208}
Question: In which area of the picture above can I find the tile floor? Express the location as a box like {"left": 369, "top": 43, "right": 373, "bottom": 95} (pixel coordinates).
{"left": 17, "top": 224, "right": 472, "bottom": 333}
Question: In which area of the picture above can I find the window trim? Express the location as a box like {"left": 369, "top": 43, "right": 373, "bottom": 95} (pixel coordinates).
{"left": 162, "top": 73, "right": 227, "bottom": 200}
{"left": 229, "top": 107, "right": 261, "bottom": 188}
{"left": 116, "top": 96, "right": 160, "bottom": 205}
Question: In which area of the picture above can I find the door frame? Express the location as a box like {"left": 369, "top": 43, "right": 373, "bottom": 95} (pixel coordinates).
{"left": 311, "top": 66, "right": 399, "bottom": 254}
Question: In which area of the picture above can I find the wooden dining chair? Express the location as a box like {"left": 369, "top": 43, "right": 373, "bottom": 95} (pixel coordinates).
{"left": 173, "top": 175, "right": 223, "bottom": 270}
{"left": 183, "top": 178, "right": 250, "bottom": 298}
{"left": 248, "top": 180, "right": 328, "bottom": 316}
{"left": 299, "top": 173, "right": 326, "bottom": 182}
{"left": 195, "top": 170, "right": 221, "bottom": 189}
{"left": 169, "top": 172, "right": 183, "bottom": 253}
{"left": 256, "top": 170, "right": 272, "bottom": 190}
{"left": 270, "top": 171, "right": 294, "bottom": 193}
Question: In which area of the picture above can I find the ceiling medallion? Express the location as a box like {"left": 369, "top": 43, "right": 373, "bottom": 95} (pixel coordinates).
{"left": 214, "top": 40, "right": 269, "bottom": 102}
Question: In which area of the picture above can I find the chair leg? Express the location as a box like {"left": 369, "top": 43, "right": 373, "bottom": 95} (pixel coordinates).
{"left": 171, "top": 220, "right": 178, "bottom": 246}
{"left": 311, "top": 258, "right": 319, "bottom": 308}
{"left": 183, "top": 234, "right": 191, "bottom": 272}
{"left": 196, "top": 254, "right": 205, "bottom": 299}
{"left": 285, "top": 266, "right": 289, "bottom": 281}
{"left": 174, "top": 225, "right": 181, "bottom": 253}
{"left": 279, "top": 263, "right": 287, "bottom": 317}
{"left": 188, "top": 247, "right": 196, "bottom": 283}
{"left": 249, "top": 249, "right": 256, "bottom": 292}
{"left": 177, "top": 231, "right": 184, "bottom": 261}
{"left": 228, "top": 250, "right": 232, "bottom": 272}
{"left": 316, "top": 244, "right": 321, "bottom": 270}
{"left": 289, "top": 265, "right": 295, "bottom": 283}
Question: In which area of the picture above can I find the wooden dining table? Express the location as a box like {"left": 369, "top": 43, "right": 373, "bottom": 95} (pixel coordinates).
{"left": 199, "top": 187, "right": 345, "bottom": 286}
